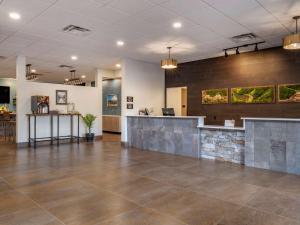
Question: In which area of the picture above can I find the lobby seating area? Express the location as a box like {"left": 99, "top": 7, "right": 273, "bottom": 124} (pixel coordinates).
{"left": 0, "top": 142, "right": 300, "bottom": 225}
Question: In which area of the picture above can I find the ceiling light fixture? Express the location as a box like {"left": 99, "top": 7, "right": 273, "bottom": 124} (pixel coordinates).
{"left": 64, "top": 70, "right": 83, "bottom": 85}
{"left": 223, "top": 41, "right": 265, "bottom": 57}
{"left": 283, "top": 16, "right": 300, "bottom": 50}
{"left": 9, "top": 12, "right": 21, "bottom": 20}
{"left": 173, "top": 22, "right": 182, "bottom": 29}
{"left": 116, "top": 40, "right": 124, "bottom": 46}
{"left": 81, "top": 75, "right": 86, "bottom": 79}
{"left": 161, "top": 47, "right": 177, "bottom": 69}
{"left": 26, "top": 64, "right": 43, "bottom": 80}
{"left": 115, "top": 64, "right": 121, "bottom": 68}
{"left": 71, "top": 55, "right": 78, "bottom": 60}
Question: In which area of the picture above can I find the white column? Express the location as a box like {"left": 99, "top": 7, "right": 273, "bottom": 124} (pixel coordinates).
{"left": 95, "top": 68, "right": 103, "bottom": 136}
{"left": 16, "top": 55, "right": 26, "bottom": 143}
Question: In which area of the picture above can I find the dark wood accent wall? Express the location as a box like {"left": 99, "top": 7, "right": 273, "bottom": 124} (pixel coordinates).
{"left": 165, "top": 47, "right": 300, "bottom": 126}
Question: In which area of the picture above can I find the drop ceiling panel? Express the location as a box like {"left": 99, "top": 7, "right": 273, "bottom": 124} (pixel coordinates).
{"left": 108, "top": 0, "right": 155, "bottom": 15}
{"left": 0, "top": 0, "right": 295, "bottom": 82}
{"left": 160, "top": 0, "right": 250, "bottom": 37}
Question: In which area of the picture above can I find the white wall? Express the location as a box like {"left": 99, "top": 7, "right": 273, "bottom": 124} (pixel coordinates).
{"left": 16, "top": 56, "right": 102, "bottom": 143}
{"left": 121, "top": 58, "right": 165, "bottom": 142}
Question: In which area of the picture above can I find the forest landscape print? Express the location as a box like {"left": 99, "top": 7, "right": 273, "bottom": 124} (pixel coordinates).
{"left": 231, "top": 86, "right": 274, "bottom": 104}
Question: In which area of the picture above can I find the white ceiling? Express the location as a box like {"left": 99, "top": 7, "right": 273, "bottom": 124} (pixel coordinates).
{"left": 0, "top": 0, "right": 299, "bottom": 83}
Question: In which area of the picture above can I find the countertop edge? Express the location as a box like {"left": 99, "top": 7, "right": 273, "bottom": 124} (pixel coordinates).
{"left": 126, "top": 115, "right": 206, "bottom": 119}
{"left": 198, "top": 125, "right": 245, "bottom": 131}
{"left": 242, "top": 117, "right": 300, "bottom": 122}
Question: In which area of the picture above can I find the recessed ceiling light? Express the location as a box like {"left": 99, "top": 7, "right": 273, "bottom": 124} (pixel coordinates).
{"left": 71, "top": 55, "right": 78, "bottom": 60}
{"left": 116, "top": 41, "right": 124, "bottom": 46}
{"left": 31, "top": 69, "right": 36, "bottom": 73}
{"left": 9, "top": 12, "right": 21, "bottom": 20}
{"left": 173, "top": 22, "right": 182, "bottom": 29}
{"left": 81, "top": 75, "right": 86, "bottom": 79}
{"left": 116, "top": 64, "right": 121, "bottom": 68}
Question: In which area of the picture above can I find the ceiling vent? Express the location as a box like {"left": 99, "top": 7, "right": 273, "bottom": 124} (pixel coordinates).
{"left": 62, "top": 25, "right": 91, "bottom": 36}
{"left": 0, "top": 56, "right": 6, "bottom": 60}
{"left": 59, "top": 64, "right": 74, "bottom": 69}
{"left": 231, "top": 33, "right": 257, "bottom": 43}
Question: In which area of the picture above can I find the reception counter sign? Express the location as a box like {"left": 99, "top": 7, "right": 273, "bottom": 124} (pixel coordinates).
{"left": 201, "top": 88, "right": 228, "bottom": 104}
{"left": 278, "top": 84, "right": 300, "bottom": 103}
{"left": 231, "top": 86, "right": 275, "bottom": 104}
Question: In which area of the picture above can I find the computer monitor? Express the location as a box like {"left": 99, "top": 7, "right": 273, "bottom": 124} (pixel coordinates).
{"left": 162, "top": 108, "right": 175, "bottom": 116}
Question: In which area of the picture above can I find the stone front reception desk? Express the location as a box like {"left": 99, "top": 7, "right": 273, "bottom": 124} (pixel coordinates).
{"left": 243, "top": 117, "right": 300, "bottom": 175}
{"left": 127, "top": 116, "right": 300, "bottom": 175}
{"left": 126, "top": 116, "right": 205, "bottom": 158}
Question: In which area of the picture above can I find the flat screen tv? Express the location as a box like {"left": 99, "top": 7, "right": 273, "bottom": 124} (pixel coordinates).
{"left": 0, "top": 86, "right": 10, "bottom": 104}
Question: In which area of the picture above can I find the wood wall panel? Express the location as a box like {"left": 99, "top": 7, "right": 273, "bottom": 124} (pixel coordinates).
{"left": 165, "top": 47, "right": 300, "bottom": 126}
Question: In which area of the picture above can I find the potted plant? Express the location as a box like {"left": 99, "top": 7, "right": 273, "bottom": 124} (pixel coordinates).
{"left": 81, "top": 114, "right": 97, "bottom": 142}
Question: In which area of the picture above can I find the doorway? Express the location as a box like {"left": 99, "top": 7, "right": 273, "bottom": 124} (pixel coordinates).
{"left": 102, "top": 74, "right": 122, "bottom": 142}
{"left": 166, "top": 87, "right": 187, "bottom": 116}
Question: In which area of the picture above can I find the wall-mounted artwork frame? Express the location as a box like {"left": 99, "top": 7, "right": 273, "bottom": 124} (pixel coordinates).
{"left": 201, "top": 88, "right": 229, "bottom": 104}
{"left": 278, "top": 84, "right": 300, "bottom": 103}
{"left": 107, "top": 94, "right": 118, "bottom": 107}
{"left": 231, "top": 85, "right": 275, "bottom": 104}
{"left": 56, "top": 90, "right": 68, "bottom": 105}
{"left": 127, "top": 96, "right": 133, "bottom": 102}
{"left": 127, "top": 103, "right": 133, "bottom": 109}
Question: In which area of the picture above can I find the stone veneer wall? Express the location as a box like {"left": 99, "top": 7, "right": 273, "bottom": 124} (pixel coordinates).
{"left": 245, "top": 120, "right": 300, "bottom": 175}
{"left": 127, "top": 117, "right": 199, "bottom": 158}
{"left": 199, "top": 128, "right": 245, "bottom": 164}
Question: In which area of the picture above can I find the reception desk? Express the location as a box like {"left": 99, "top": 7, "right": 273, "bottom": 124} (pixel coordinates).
{"left": 127, "top": 116, "right": 204, "bottom": 158}
{"left": 243, "top": 117, "right": 300, "bottom": 175}
{"left": 127, "top": 116, "right": 300, "bottom": 175}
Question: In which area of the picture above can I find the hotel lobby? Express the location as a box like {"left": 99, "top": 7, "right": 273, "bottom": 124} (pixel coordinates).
{"left": 1, "top": 0, "right": 300, "bottom": 224}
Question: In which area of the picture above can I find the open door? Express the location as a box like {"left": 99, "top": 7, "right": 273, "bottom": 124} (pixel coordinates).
{"left": 166, "top": 87, "right": 187, "bottom": 116}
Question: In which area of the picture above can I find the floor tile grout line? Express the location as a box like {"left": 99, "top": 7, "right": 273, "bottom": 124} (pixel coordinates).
{"left": 75, "top": 171, "right": 300, "bottom": 224}
{"left": 73, "top": 177, "right": 189, "bottom": 225}
{"left": 0, "top": 177, "right": 67, "bottom": 225}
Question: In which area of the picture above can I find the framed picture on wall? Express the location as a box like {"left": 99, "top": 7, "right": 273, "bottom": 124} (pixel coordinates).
{"left": 127, "top": 96, "right": 133, "bottom": 102}
{"left": 56, "top": 90, "right": 68, "bottom": 105}
{"left": 127, "top": 103, "right": 133, "bottom": 109}
{"left": 201, "top": 88, "right": 229, "bottom": 104}
{"left": 231, "top": 85, "right": 275, "bottom": 104}
{"left": 107, "top": 94, "right": 118, "bottom": 107}
{"left": 278, "top": 84, "right": 300, "bottom": 103}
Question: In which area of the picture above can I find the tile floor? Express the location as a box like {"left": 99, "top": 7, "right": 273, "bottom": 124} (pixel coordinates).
{"left": 0, "top": 141, "right": 300, "bottom": 225}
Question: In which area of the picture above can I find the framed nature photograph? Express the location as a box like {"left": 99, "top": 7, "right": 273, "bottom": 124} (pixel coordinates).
{"left": 107, "top": 94, "right": 118, "bottom": 107}
{"left": 231, "top": 86, "right": 275, "bottom": 104}
{"left": 278, "top": 84, "right": 300, "bottom": 103}
{"left": 56, "top": 90, "right": 68, "bottom": 105}
{"left": 201, "top": 88, "right": 228, "bottom": 104}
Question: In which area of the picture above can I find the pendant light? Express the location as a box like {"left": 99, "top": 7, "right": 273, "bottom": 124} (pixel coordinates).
{"left": 283, "top": 16, "right": 300, "bottom": 50}
{"left": 64, "top": 70, "right": 83, "bottom": 85}
{"left": 26, "top": 64, "right": 37, "bottom": 80}
{"left": 161, "top": 47, "right": 177, "bottom": 69}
